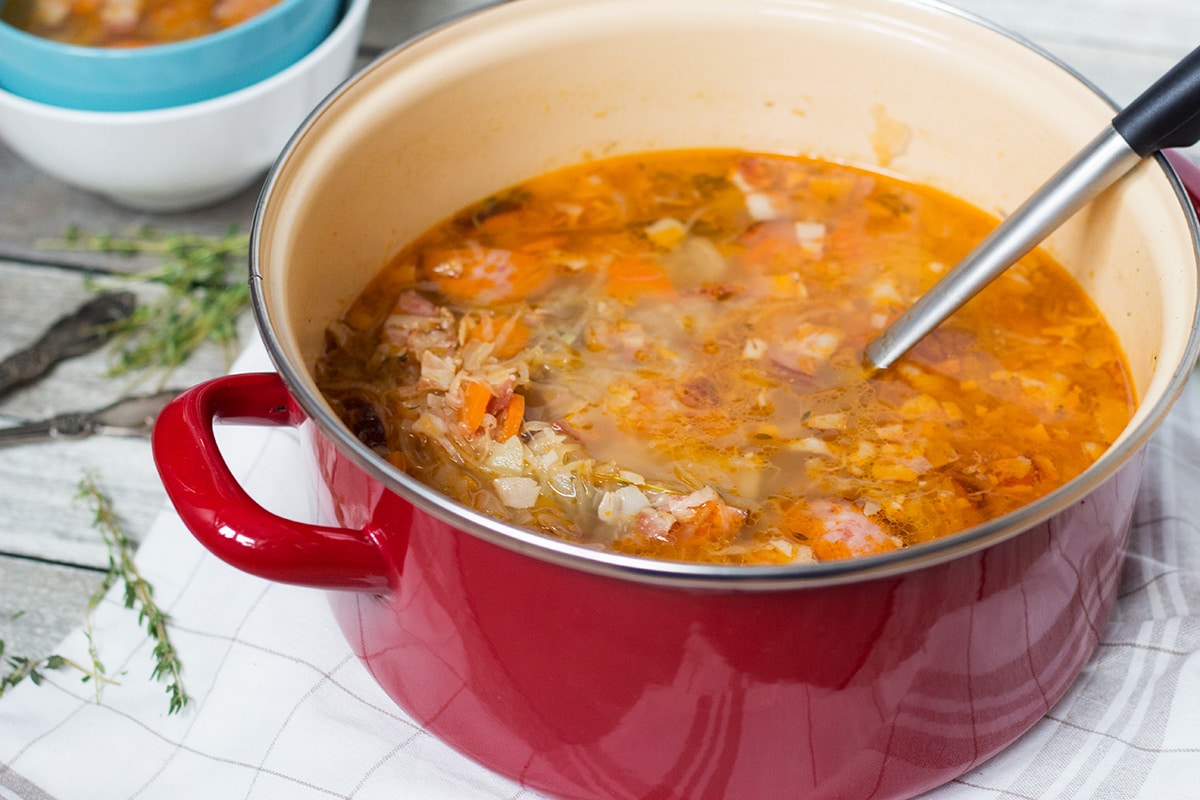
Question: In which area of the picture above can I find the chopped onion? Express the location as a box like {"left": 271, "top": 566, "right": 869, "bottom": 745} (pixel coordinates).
{"left": 807, "top": 413, "right": 847, "bottom": 430}
{"left": 869, "top": 280, "right": 903, "bottom": 306}
{"left": 792, "top": 437, "right": 833, "bottom": 456}
{"left": 663, "top": 236, "right": 726, "bottom": 288}
{"left": 417, "top": 351, "right": 456, "bottom": 391}
{"left": 484, "top": 435, "right": 525, "bottom": 476}
{"left": 794, "top": 221, "right": 826, "bottom": 256}
{"left": 617, "top": 469, "right": 645, "bottom": 485}
{"left": 644, "top": 217, "right": 688, "bottom": 249}
{"left": 598, "top": 485, "right": 651, "bottom": 524}
{"left": 745, "top": 192, "right": 777, "bottom": 221}
{"left": 494, "top": 477, "right": 540, "bottom": 509}
{"left": 742, "top": 338, "right": 768, "bottom": 359}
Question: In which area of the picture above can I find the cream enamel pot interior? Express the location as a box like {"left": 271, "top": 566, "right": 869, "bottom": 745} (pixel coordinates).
{"left": 151, "top": 0, "right": 1200, "bottom": 798}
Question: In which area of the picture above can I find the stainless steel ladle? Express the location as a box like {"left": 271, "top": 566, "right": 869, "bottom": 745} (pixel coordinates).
{"left": 863, "top": 44, "right": 1200, "bottom": 372}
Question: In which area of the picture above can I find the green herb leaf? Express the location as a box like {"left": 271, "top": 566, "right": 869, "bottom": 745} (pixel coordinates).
{"left": 42, "top": 226, "right": 251, "bottom": 379}
{"left": 1, "top": 474, "right": 195, "bottom": 714}
{"left": 77, "top": 472, "right": 189, "bottom": 714}
{"left": 0, "top": 650, "right": 107, "bottom": 700}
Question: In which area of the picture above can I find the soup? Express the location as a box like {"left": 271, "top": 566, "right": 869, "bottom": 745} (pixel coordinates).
{"left": 315, "top": 150, "right": 1134, "bottom": 566}
{"left": 2, "top": 0, "right": 279, "bottom": 47}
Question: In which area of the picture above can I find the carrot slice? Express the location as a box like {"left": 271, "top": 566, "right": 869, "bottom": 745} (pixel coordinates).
{"left": 422, "top": 246, "right": 549, "bottom": 305}
{"left": 468, "top": 314, "right": 530, "bottom": 360}
{"left": 518, "top": 235, "right": 569, "bottom": 254}
{"left": 494, "top": 317, "right": 530, "bottom": 360}
{"left": 496, "top": 394, "right": 526, "bottom": 442}
{"left": 460, "top": 380, "right": 493, "bottom": 435}
{"left": 604, "top": 257, "right": 675, "bottom": 301}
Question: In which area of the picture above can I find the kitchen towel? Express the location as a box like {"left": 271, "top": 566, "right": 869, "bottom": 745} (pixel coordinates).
{"left": 1, "top": 336, "right": 1198, "bottom": 800}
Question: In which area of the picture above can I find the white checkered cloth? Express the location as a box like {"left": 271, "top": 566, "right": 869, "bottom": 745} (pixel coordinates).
{"left": 1, "top": 338, "right": 1198, "bottom": 799}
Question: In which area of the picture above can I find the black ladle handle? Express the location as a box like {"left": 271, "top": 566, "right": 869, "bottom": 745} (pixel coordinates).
{"left": 864, "top": 44, "right": 1200, "bottom": 372}
{"left": 1114, "top": 45, "right": 1200, "bottom": 156}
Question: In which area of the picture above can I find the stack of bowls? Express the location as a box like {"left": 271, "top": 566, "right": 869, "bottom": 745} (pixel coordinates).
{"left": 0, "top": 0, "right": 371, "bottom": 211}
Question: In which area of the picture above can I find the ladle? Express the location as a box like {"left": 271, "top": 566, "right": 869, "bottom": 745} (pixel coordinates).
{"left": 864, "top": 44, "right": 1200, "bottom": 372}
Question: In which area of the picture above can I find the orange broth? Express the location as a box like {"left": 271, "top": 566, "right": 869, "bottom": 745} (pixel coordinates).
{"left": 2, "top": 0, "right": 279, "bottom": 47}
{"left": 315, "top": 150, "right": 1135, "bottom": 566}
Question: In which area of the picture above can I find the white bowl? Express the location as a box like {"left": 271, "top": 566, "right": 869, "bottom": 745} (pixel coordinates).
{"left": 0, "top": 0, "right": 370, "bottom": 212}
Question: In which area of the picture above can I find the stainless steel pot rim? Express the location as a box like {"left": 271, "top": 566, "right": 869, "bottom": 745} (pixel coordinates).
{"left": 250, "top": 0, "right": 1200, "bottom": 591}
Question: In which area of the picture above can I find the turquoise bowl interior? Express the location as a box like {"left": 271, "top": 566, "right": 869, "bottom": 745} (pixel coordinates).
{"left": 0, "top": 0, "right": 341, "bottom": 111}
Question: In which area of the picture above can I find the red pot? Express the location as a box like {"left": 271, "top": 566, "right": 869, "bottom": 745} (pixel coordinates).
{"left": 152, "top": 1, "right": 1200, "bottom": 797}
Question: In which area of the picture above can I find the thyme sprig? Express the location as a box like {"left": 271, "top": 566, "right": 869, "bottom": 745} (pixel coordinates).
{"left": 0, "top": 626, "right": 116, "bottom": 701}
{"left": 76, "top": 472, "right": 189, "bottom": 714}
{"left": 0, "top": 475, "right": 190, "bottom": 713}
{"left": 45, "top": 225, "right": 251, "bottom": 378}
{"left": 0, "top": 648, "right": 107, "bottom": 698}
{"left": 0, "top": 651, "right": 64, "bottom": 693}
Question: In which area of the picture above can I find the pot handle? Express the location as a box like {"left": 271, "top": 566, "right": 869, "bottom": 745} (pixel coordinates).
{"left": 152, "top": 371, "right": 391, "bottom": 592}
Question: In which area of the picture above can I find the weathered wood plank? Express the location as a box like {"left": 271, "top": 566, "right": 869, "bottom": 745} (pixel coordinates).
{"left": 0, "top": 260, "right": 256, "bottom": 420}
{"left": 359, "top": 0, "right": 502, "bottom": 53}
{"left": 0, "top": 433, "right": 167, "bottom": 568}
{"left": 950, "top": 0, "right": 1199, "bottom": 56}
{"left": 0, "top": 0, "right": 503, "bottom": 662}
{"left": 0, "top": 151, "right": 262, "bottom": 273}
{"left": 0, "top": 0, "right": 501, "bottom": 273}
{"left": 0, "top": 258, "right": 257, "bottom": 569}
{"left": 949, "top": 0, "right": 1199, "bottom": 107}
{"left": 0, "top": 558, "right": 105, "bottom": 660}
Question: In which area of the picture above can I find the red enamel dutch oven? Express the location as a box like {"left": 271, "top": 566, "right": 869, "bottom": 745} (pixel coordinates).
{"left": 152, "top": 0, "right": 1200, "bottom": 797}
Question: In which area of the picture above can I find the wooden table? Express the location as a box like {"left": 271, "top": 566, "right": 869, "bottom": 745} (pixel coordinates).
{"left": 0, "top": 0, "right": 498, "bottom": 662}
{"left": 2, "top": 0, "right": 1197, "bottom": 670}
